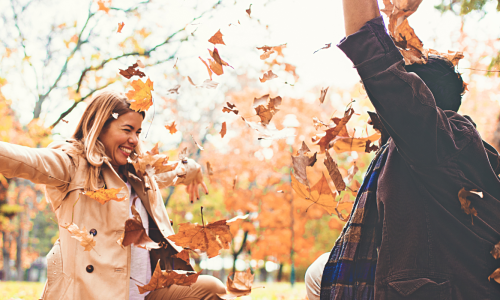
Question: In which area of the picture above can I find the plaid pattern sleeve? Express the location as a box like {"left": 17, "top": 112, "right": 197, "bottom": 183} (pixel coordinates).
{"left": 320, "top": 144, "right": 389, "bottom": 300}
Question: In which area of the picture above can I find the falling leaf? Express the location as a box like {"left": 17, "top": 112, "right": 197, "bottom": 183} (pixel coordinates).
{"left": 168, "top": 215, "right": 233, "bottom": 258}
{"left": 242, "top": 118, "right": 295, "bottom": 140}
{"left": 253, "top": 94, "right": 282, "bottom": 125}
{"left": 319, "top": 87, "right": 329, "bottom": 104}
{"left": 312, "top": 108, "right": 355, "bottom": 153}
{"left": 84, "top": 187, "right": 126, "bottom": 205}
{"left": 491, "top": 241, "right": 500, "bottom": 259}
{"left": 165, "top": 121, "right": 178, "bottom": 134}
{"left": 428, "top": 49, "right": 464, "bottom": 66}
{"left": 187, "top": 76, "right": 196, "bottom": 86}
{"left": 259, "top": 70, "right": 278, "bottom": 83}
{"left": 199, "top": 57, "right": 213, "bottom": 80}
{"left": 292, "top": 173, "right": 338, "bottom": 215}
{"left": 489, "top": 268, "right": 500, "bottom": 284}
{"left": 222, "top": 102, "right": 239, "bottom": 115}
{"left": 121, "top": 197, "right": 161, "bottom": 250}
{"left": 97, "top": 0, "right": 111, "bottom": 13}
{"left": 218, "top": 269, "right": 260, "bottom": 299}
{"left": 62, "top": 119, "right": 69, "bottom": 123}
{"left": 313, "top": 117, "right": 329, "bottom": 130}
{"left": 173, "top": 249, "right": 191, "bottom": 264}
{"left": 313, "top": 43, "right": 332, "bottom": 54}
{"left": 132, "top": 143, "right": 178, "bottom": 180}
{"left": 291, "top": 142, "right": 317, "bottom": 186}
{"left": 138, "top": 260, "right": 201, "bottom": 294}
{"left": 220, "top": 122, "right": 227, "bottom": 138}
{"left": 365, "top": 140, "right": 379, "bottom": 153}
{"left": 333, "top": 133, "right": 381, "bottom": 154}
{"left": 168, "top": 85, "right": 180, "bottom": 94}
{"left": 260, "top": 50, "right": 275, "bottom": 60}
{"left": 208, "top": 29, "right": 225, "bottom": 45}
{"left": 119, "top": 63, "right": 145, "bottom": 79}
{"left": 349, "top": 180, "right": 361, "bottom": 197}
{"left": 257, "top": 44, "right": 287, "bottom": 59}
{"left": 335, "top": 193, "right": 354, "bottom": 221}
{"left": 246, "top": 4, "right": 252, "bottom": 16}
{"left": 209, "top": 59, "right": 224, "bottom": 75}
{"left": 208, "top": 48, "right": 231, "bottom": 68}
{"left": 62, "top": 223, "right": 96, "bottom": 252}
{"left": 117, "top": 22, "right": 125, "bottom": 33}
{"left": 112, "top": 113, "right": 119, "bottom": 119}
{"left": 136, "top": 60, "right": 145, "bottom": 68}
{"left": 324, "top": 150, "right": 346, "bottom": 192}
{"left": 126, "top": 78, "right": 154, "bottom": 112}
{"left": 178, "top": 147, "right": 188, "bottom": 161}
{"left": 458, "top": 187, "right": 483, "bottom": 224}
{"left": 346, "top": 161, "right": 359, "bottom": 185}
{"left": 190, "top": 134, "right": 204, "bottom": 151}
{"left": 206, "top": 161, "right": 214, "bottom": 175}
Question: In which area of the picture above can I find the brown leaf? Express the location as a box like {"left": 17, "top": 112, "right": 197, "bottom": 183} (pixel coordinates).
{"left": 246, "top": 4, "right": 252, "bottom": 16}
{"left": 333, "top": 133, "right": 381, "bottom": 154}
{"left": 349, "top": 179, "right": 361, "bottom": 197}
{"left": 324, "top": 150, "right": 346, "bottom": 192}
{"left": 491, "top": 241, "right": 500, "bottom": 259}
{"left": 223, "top": 102, "right": 239, "bottom": 115}
{"left": 63, "top": 223, "right": 96, "bottom": 252}
{"left": 206, "top": 161, "right": 214, "bottom": 175}
{"left": 253, "top": 95, "right": 282, "bottom": 125}
{"left": 489, "top": 268, "right": 500, "bottom": 284}
{"left": 319, "top": 87, "right": 329, "bottom": 104}
{"left": 291, "top": 142, "right": 317, "bottom": 186}
{"left": 168, "top": 218, "right": 232, "bottom": 258}
{"left": 84, "top": 187, "right": 126, "bottom": 205}
{"left": 313, "top": 43, "right": 332, "bottom": 54}
{"left": 173, "top": 249, "right": 191, "bottom": 264}
{"left": 138, "top": 260, "right": 201, "bottom": 294}
{"left": 209, "top": 58, "right": 224, "bottom": 75}
{"left": 346, "top": 161, "right": 359, "bottom": 185}
{"left": 218, "top": 269, "right": 257, "bottom": 299}
{"left": 428, "top": 49, "right": 464, "bottom": 66}
{"left": 312, "top": 108, "right": 354, "bottom": 153}
{"left": 208, "top": 48, "right": 231, "bottom": 67}
{"left": 122, "top": 197, "right": 160, "bottom": 250}
{"left": 365, "top": 140, "right": 379, "bottom": 153}
{"left": 243, "top": 118, "right": 296, "bottom": 140}
{"left": 208, "top": 29, "right": 225, "bottom": 45}
{"left": 168, "top": 85, "right": 180, "bottom": 94}
{"left": 119, "top": 63, "right": 145, "bottom": 79}
{"left": 133, "top": 144, "right": 178, "bottom": 179}
{"left": 165, "top": 121, "right": 178, "bottom": 134}
{"left": 220, "top": 122, "right": 227, "bottom": 138}
{"left": 259, "top": 70, "right": 278, "bottom": 83}
{"left": 199, "top": 57, "right": 213, "bottom": 80}
{"left": 458, "top": 187, "right": 483, "bottom": 224}
{"left": 190, "top": 134, "right": 204, "bottom": 151}
{"left": 117, "top": 22, "right": 125, "bottom": 33}
{"left": 187, "top": 76, "right": 196, "bottom": 86}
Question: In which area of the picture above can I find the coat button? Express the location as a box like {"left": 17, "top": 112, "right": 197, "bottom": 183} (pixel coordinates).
{"left": 89, "top": 229, "right": 97, "bottom": 236}
{"left": 86, "top": 265, "right": 94, "bottom": 273}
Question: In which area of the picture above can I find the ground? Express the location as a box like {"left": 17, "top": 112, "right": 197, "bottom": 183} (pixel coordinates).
{"left": 0, "top": 281, "right": 308, "bottom": 299}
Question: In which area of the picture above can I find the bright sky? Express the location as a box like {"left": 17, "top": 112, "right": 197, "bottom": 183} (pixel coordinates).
{"left": 1, "top": 0, "right": 499, "bottom": 145}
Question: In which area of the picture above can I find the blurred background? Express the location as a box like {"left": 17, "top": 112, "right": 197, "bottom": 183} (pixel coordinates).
{"left": 0, "top": 0, "right": 499, "bottom": 298}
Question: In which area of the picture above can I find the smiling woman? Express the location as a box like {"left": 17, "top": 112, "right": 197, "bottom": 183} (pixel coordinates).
{"left": 0, "top": 90, "right": 225, "bottom": 300}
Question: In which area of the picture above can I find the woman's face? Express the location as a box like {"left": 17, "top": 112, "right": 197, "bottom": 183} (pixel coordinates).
{"left": 99, "top": 111, "right": 143, "bottom": 169}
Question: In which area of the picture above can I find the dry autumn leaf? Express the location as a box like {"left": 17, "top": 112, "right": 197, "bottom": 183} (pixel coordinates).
{"left": 117, "top": 22, "right": 125, "bottom": 33}
{"left": 223, "top": 102, "right": 239, "bottom": 115}
{"left": 62, "top": 223, "right": 96, "bottom": 252}
{"left": 218, "top": 269, "right": 259, "bottom": 299}
{"left": 428, "top": 49, "right": 464, "bottom": 66}
{"left": 119, "top": 63, "right": 145, "bottom": 79}
{"left": 291, "top": 142, "right": 317, "bottom": 186}
{"left": 346, "top": 161, "right": 359, "bottom": 185}
{"left": 97, "top": 0, "right": 111, "bottom": 13}
{"left": 132, "top": 143, "right": 178, "bottom": 181}
{"left": 138, "top": 260, "right": 201, "bottom": 294}
{"left": 168, "top": 85, "right": 180, "bottom": 94}
{"left": 324, "top": 150, "right": 346, "bottom": 192}
{"left": 336, "top": 193, "right": 354, "bottom": 221}
{"left": 253, "top": 94, "right": 282, "bottom": 125}
{"left": 491, "top": 241, "right": 500, "bottom": 259}
{"left": 126, "top": 78, "right": 154, "bottom": 112}
{"left": 167, "top": 208, "right": 232, "bottom": 258}
{"left": 292, "top": 173, "right": 338, "bottom": 215}
{"left": 208, "top": 29, "right": 225, "bottom": 45}
{"left": 313, "top": 43, "right": 332, "bottom": 54}
{"left": 121, "top": 197, "right": 160, "bottom": 250}
{"left": 220, "top": 122, "right": 227, "bottom": 138}
{"left": 199, "top": 57, "right": 213, "bottom": 80}
{"left": 259, "top": 70, "right": 278, "bottom": 83}
{"left": 319, "top": 87, "right": 329, "bottom": 104}
{"left": 242, "top": 117, "right": 295, "bottom": 140}
{"left": 165, "top": 121, "right": 178, "bottom": 134}
{"left": 458, "top": 187, "right": 483, "bottom": 224}
{"left": 365, "top": 140, "right": 379, "bottom": 153}
{"left": 312, "top": 107, "right": 355, "bottom": 153}
{"left": 190, "top": 134, "right": 204, "bottom": 151}
{"left": 84, "top": 187, "right": 126, "bottom": 205}
{"left": 489, "top": 268, "right": 500, "bottom": 284}
{"left": 246, "top": 4, "right": 252, "bottom": 16}
{"left": 173, "top": 249, "right": 192, "bottom": 264}
{"left": 333, "top": 133, "right": 381, "bottom": 154}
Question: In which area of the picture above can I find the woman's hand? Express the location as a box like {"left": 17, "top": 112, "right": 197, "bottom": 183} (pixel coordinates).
{"left": 181, "top": 159, "right": 208, "bottom": 202}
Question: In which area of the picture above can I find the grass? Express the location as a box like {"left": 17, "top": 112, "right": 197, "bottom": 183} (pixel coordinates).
{"left": 0, "top": 281, "right": 308, "bottom": 300}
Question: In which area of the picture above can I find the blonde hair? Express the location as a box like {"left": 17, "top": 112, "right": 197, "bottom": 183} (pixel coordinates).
{"left": 71, "top": 90, "right": 145, "bottom": 191}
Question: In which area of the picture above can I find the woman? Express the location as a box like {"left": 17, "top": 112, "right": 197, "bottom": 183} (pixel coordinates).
{"left": 0, "top": 90, "right": 225, "bottom": 299}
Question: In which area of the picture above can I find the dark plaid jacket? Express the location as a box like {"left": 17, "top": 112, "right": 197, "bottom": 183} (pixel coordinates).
{"left": 337, "top": 16, "right": 500, "bottom": 300}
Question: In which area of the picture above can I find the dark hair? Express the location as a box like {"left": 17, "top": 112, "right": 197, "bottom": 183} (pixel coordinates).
{"left": 404, "top": 55, "right": 465, "bottom": 112}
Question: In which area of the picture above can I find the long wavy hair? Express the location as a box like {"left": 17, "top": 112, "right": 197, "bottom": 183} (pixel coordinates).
{"left": 70, "top": 90, "right": 145, "bottom": 191}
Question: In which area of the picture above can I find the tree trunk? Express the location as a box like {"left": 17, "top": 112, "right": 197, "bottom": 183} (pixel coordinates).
{"left": 2, "top": 231, "right": 11, "bottom": 281}
{"left": 16, "top": 222, "right": 23, "bottom": 281}
{"left": 277, "top": 263, "right": 284, "bottom": 282}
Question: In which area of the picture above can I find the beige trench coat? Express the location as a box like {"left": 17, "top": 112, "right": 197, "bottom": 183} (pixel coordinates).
{"left": 0, "top": 141, "right": 194, "bottom": 300}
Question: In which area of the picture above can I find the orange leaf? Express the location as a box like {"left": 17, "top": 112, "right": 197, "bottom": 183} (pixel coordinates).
{"left": 63, "top": 223, "right": 96, "bottom": 252}
{"left": 199, "top": 57, "right": 213, "bottom": 80}
{"left": 132, "top": 143, "right": 178, "bottom": 180}
{"left": 220, "top": 122, "right": 227, "bottom": 138}
{"left": 84, "top": 187, "right": 125, "bottom": 205}
{"left": 259, "top": 70, "right": 278, "bottom": 83}
{"left": 324, "top": 150, "right": 346, "bottom": 192}
{"left": 97, "top": 0, "right": 111, "bottom": 13}
{"left": 253, "top": 94, "right": 282, "bottom": 125}
{"left": 126, "top": 78, "right": 154, "bottom": 112}
{"left": 208, "top": 29, "right": 225, "bottom": 45}
{"left": 165, "top": 121, "right": 178, "bottom": 134}
{"left": 173, "top": 249, "right": 191, "bottom": 264}
{"left": 312, "top": 107, "right": 354, "bottom": 153}
{"left": 489, "top": 268, "right": 500, "bottom": 284}
{"left": 121, "top": 197, "right": 160, "bottom": 250}
{"left": 291, "top": 142, "right": 317, "bottom": 186}
{"left": 137, "top": 260, "right": 201, "bottom": 294}
{"left": 335, "top": 193, "right": 354, "bottom": 221}
{"left": 333, "top": 133, "right": 381, "bottom": 154}
{"left": 117, "top": 22, "right": 125, "bottom": 33}
{"left": 218, "top": 269, "right": 261, "bottom": 299}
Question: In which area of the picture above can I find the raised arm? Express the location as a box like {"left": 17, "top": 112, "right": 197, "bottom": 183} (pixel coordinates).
{"left": 338, "top": 3, "right": 470, "bottom": 164}
{"left": 0, "top": 141, "right": 74, "bottom": 187}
